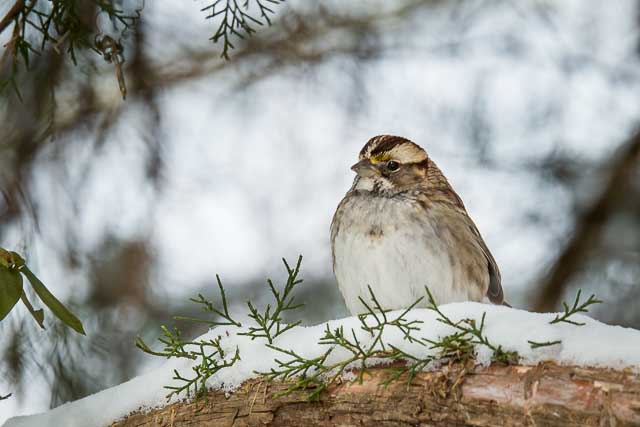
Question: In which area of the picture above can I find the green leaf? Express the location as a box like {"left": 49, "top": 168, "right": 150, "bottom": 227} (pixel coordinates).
{"left": 9, "top": 252, "right": 25, "bottom": 268}
{"left": 0, "top": 267, "right": 23, "bottom": 321}
{"left": 0, "top": 248, "right": 11, "bottom": 268}
{"left": 21, "top": 266, "right": 85, "bottom": 335}
{"left": 19, "top": 293, "right": 46, "bottom": 329}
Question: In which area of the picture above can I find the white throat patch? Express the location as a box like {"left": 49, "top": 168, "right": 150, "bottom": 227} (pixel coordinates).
{"left": 353, "top": 176, "right": 394, "bottom": 192}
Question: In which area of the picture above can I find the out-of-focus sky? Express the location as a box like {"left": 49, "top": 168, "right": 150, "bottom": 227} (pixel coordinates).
{"left": 3, "top": 0, "right": 640, "bottom": 423}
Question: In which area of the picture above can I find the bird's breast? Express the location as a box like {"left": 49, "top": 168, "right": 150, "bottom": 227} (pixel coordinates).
{"left": 332, "top": 193, "right": 480, "bottom": 314}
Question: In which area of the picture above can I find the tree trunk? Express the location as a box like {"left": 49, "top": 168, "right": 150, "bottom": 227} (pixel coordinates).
{"left": 111, "top": 362, "right": 640, "bottom": 427}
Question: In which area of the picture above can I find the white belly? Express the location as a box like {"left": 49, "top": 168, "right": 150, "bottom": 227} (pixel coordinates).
{"left": 332, "top": 194, "right": 477, "bottom": 315}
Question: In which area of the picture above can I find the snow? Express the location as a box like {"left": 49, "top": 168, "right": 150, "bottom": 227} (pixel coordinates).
{"left": 4, "top": 302, "right": 640, "bottom": 427}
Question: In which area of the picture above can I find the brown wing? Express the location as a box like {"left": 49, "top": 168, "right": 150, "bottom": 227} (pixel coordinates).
{"left": 466, "top": 219, "right": 504, "bottom": 305}
{"left": 415, "top": 184, "right": 505, "bottom": 305}
{"left": 424, "top": 160, "right": 505, "bottom": 305}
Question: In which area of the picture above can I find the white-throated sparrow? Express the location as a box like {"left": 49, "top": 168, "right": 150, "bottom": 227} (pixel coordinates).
{"left": 331, "top": 135, "right": 505, "bottom": 314}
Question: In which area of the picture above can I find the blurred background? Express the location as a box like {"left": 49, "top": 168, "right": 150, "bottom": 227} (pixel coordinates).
{"left": 1, "top": 0, "right": 640, "bottom": 423}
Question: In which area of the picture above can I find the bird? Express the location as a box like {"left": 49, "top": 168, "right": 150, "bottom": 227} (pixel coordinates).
{"left": 330, "top": 135, "right": 505, "bottom": 315}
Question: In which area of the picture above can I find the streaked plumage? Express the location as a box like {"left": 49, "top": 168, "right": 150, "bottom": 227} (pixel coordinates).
{"left": 331, "top": 135, "right": 504, "bottom": 315}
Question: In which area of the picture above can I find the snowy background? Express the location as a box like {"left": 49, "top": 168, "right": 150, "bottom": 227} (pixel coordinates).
{"left": 2, "top": 0, "right": 640, "bottom": 424}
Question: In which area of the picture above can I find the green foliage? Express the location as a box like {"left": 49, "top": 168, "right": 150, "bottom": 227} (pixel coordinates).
{"left": 136, "top": 256, "right": 304, "bottom": 399}
{"left": 0, "top": 262, "right": 23, "bottom": 320}
{"left": 549, "top": 289, "right": 602, "bottom": 326}
{"left": 527, "top": 340, "right": 562, "bottom": 349}
{"left": 21, "top": 265, "right": 85, "bottom": 334}
{"left": 1, "top": 0, "right": 285, "bottom": 96}
{"left": 202, "top": 0, "right": 285, "bottom": 59}
{"left": 0, "top": 247, "right": 85, "bottom": 334}
{"left": 137, "top": 330, "right": 240, "bottom": 399}
{"left": 138, "top": 256, "right": 603, "bottom": 402}
{"left": 423, "top": 287, "right": 519, "bottom": 365}
{"left": 261, "top": 286, "right": 429, "bottom": 399}
{"left": 0, "top": 0, "right": 141, "bottom": 97}
{"left": 358, "top": 286, "right": 425, "bottom": 345}
{"left": 238, "top": 256, "right": 304, "bottom": 344}
{"left": 173, "top": 276, "right": 241, "bottom": 328}
{"left": 135, "top": 305, "right": 243, "bottom": 399}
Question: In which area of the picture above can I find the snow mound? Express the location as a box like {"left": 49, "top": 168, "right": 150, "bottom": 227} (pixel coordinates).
{"left": 4, "top": 303, "right": 640, "bottom": 427}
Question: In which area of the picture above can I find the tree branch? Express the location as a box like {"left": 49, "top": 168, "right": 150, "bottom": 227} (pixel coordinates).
{"left": 111, "top": 363, "right": 640, "bottom": 427}
{"left": 533, "top": 131, "right": 640, "bottom": 312}
{"left": 0, "top": 0, "right": 23, "bottom": 35}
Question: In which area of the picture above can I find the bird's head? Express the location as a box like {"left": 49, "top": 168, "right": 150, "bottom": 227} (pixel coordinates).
{"left": 351, "top": 135, "right": 431, "bottom": 193}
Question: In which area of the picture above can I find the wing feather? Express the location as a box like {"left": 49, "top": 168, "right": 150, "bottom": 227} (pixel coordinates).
{"left": 415, "top": 189, "right": 505, "bottom": 305}
{"left": 466, "top": 220, "right": 504, "bottom": 305}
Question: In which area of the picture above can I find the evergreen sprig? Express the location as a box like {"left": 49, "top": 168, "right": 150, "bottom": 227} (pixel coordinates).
{"left": 173, "top": 275, "right": 241, "bottom": 328}
{"left": 357, "top": 285, "right": 425, "bottom": 346}
{"left": 165, "top": 338, "right": 240, "bottom": 399}
{"left": 0, "top": 0, "right": 142, "bottom": 97}
{"left": 202, "top": 0, "right": 285, "bottom": 59}
{"left": 136, "top": 328, "right": 241, "bottom": 399}
{"left": 136, "top": 256, "right": 305, "bottom": 399}
{"left": 528, "top": 340, "right": 562, "bottom": 349}
{"left": 135, "top": 326, "right": 191, "bottom": 359}
{"left": 423, "top": 287, "right": 519, "bottom": 365}
{"left": 382, "top": 345, "right": 436, "bottom": 387}
{"left": 138, "top": 256, "right": 604, "bottom": 402}
{"left": 238, "top": 256, "right": 304, "bottom": 344}
{"left": 135, "top": 270, "right": 246, "bottom": 398}
{"left": 259, "top": 289, "right": 429, "bottom": 399}
{"left": 549, "top": 290, "right": 602, "bottom": 326}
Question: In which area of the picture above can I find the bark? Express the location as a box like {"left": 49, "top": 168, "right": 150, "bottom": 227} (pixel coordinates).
{"left": 111, "top": 362, "right": 640, "bottom": 427}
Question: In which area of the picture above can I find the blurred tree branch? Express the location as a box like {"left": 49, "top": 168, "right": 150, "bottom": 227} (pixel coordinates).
{"left": 533, "top": 131, "right": 640, "bottom": 312}
{"left": 0, "top": 1, "right": 437, "bottom": 234}
{"left": 0, "top": 0, "right": 141, "bottom": 97}
{"left": 0, "top": 0, "right": 286, "bottom": 95}
{"left": 0, "top": 1, "right": 23, "bottom": 35}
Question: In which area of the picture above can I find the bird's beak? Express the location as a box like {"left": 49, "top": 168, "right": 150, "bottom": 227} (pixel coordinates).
{"left": 351, "top": 159, "right": 379, "bottom": 178}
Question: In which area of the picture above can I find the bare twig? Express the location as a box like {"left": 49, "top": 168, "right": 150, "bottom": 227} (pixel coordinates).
{"left": 0, "top": 0, "right": 24, "bottom": 35}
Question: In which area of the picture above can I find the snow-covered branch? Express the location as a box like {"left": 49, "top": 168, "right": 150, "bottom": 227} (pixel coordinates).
{"left": 109, "top": 362, "right": 640, "bottom": 427}
{"left": 4, "top": 257, "right": 639, "bottom": 427}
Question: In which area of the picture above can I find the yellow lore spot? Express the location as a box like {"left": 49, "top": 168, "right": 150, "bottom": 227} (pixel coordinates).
{"left": 370, "top": 153, "right": 392, "bottom": 163}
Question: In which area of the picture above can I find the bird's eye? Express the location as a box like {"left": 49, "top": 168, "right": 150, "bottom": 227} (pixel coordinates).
{"left": 386, "top": 160, "right": 400, "bottom": 171}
